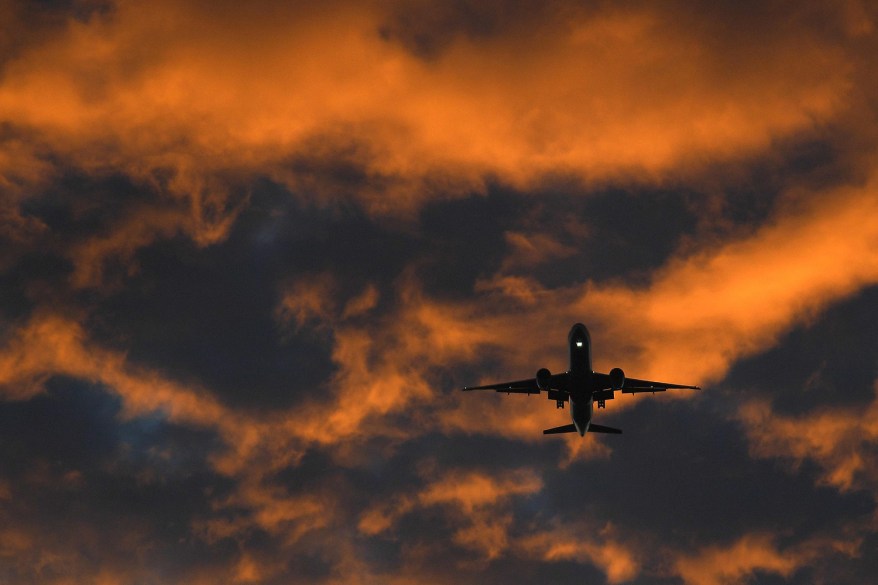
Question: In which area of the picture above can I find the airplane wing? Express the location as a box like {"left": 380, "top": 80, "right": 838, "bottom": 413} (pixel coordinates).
{"left": 618, "top": 376, "right": 700, "bottom": 394}
{"left": 462, "top": 372, "right": 570, "bottom": 395}
{"left": 592, "top": 372, "right": 700, "bottom": 393}
{"left": 462, "top": 378, "right": 540, "bottom": 394}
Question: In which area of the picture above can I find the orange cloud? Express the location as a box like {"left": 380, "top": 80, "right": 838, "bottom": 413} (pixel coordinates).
{"left": 199, "top": 476, "right": 331, "bottom": 544}
{"left": 358, "top": 467, "right": 542, "bottom": 528}
{"left": 0, "top": 312, "right": 230, "bottom": 425}
{"left": 358, "top": 467, "right": 542, "bottom": 561}
{"left": 580, "top": 176, "right": 878, "bottom": 383}
{"left": 1, "top": 1, "right": 861, "bottom": 209}
{"left": 666, "top": 528, "right": 865, "bottom": 585}
{"left": 0, "top": 313, "right": 338, "bottom": 550}
{"left": 738, "top": 381, "right": 878, "bottom": 493}
{"left": 445, "top": 182, "right": 878, "bottom": 437}
{"left": 67, "top": 206, "right": 188, "bottom": 289}
{"left": 673, "top": 533, "right": 805, "bottom": 585}
{"left": 500, "top": 231, "right": 577, "bottom": 270}
{"left": 2, "top": 4, "right": 877, "bottom": 583}
{"left": 3, "top": 246, "right": 875, "bottom": 583}
{"left": 417, "top": 467, "right": 543, "bottom": 512}
{"left": 517, "top": 527, "right": 639, "bottom": 583}
{"left": 264, "top": 171, "right": 878, "bottom": 452}
{"left": 276, "top": 272, "right": 340, "bottom": 330}
{"left": 0, "top": 0, "right": 870, "bottom": 293}
{"left": 275, "top": 277, "right": 514, "bottom": 446}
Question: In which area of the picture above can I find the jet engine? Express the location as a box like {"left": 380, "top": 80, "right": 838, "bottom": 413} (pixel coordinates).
{"left": 609, "top": 367, "right": 625, "bottom": 389}
{"left": 536, "top": 368, "right": 552, "bottom": 391}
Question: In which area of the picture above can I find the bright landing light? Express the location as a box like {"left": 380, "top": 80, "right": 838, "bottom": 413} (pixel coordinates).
{"left": 576, "top": 341, "right": 583, "bottom": 347}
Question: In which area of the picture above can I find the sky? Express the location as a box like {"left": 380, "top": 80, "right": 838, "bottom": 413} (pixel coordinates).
{"left": 1, "top": 0, "right": 878, "bottom": 583}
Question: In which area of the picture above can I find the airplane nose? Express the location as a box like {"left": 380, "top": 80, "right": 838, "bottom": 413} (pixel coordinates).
{"left": 569, "top": 323, "right": 591, "bottom": 346}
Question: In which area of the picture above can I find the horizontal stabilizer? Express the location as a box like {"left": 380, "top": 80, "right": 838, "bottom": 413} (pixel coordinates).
{"left": 543, "top": 424, "right": 577, "bottom": 435}
{"left": 588, "top": 423, "right": 622, "bottom": 434}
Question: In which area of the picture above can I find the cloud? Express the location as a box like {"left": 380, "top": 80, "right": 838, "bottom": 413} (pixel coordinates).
{"left": 738, "top": 381, "right": 878, "bottom": 494}
{"left": 500, "top": 231, "right": 577, "bottom": 270}
{"left": 358, "top": 467, "right": 541, "bottom": 529}
{"left": 67, "top": 206, "right": 189, "bottom": 289}
{"left": 669, "top": 530, "right": 864, "bottom": 585}
{"left": 2, "top": 207, "right": 875, "bottom": 583}
{"left": 355, "top": 466, "right": 642, "bottom": 581}
{"left": 0, "top": 468, "right": 168, "bottom": 585}
{"left": 0, "top": 312, "right": 337, "bottom": 553}
{"left": 0, "top": 0, "right": 871, "bottom": 294}
{"left": 672, "top": 533, "right": 803, "bottom": 585}
{"left": 276, "top": 272, "right": 340, "bottom": 331}
{"left": 357, "top": 466, "right": 542, "bottom": 566}
{"left": 516, "top": 526, "right": 639, "bottom": 583}
{"left": 581, "top": 175, "right": 878, "bottom": 382}
{"left": 8, "top": 160, "right": 865, "bottom": 463}
{"left": 589, "top": 180, "right": 876, "bottom": 384}
{"left": 1, "top": 0, "right": 865, "bottom": 213}
{"left": 3, "top": 3, "right": 878, "bottom": 583}
{"left": 220, "top": 164, "right": 878, "bottom": 474}
{"left": 416, "top": 467, "right": 543, "bottom": 512}
{"left": 197, "top": 478, "right": 331, "bottom": 542}
{"left": 0, "top": 312, "right": 227, "bottom": 425}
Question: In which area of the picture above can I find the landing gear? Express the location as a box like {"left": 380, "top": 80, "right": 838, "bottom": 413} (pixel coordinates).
{"left": 556, "top": 400, "right": 565, "bottom": 409}
{"left": 597, "top": 399, "right": 606, "bottom": 409}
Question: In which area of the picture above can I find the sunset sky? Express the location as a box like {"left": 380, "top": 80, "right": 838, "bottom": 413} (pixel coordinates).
{"left": 2, "top": 1, "right": 878, "bottom": 583}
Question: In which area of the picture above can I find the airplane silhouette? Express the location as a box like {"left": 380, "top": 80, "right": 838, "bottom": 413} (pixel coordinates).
{"left": 462, "top": 323, "right": 700, "bottom": 435}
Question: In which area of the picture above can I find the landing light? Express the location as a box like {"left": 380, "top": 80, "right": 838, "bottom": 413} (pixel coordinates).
{"left": 576, "top": 341, "right": 583, "bottom": 347}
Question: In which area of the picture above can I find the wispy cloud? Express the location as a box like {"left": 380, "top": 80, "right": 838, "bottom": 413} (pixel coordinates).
{"left": 739, "top": 381, "right": 878, "bottom": 494}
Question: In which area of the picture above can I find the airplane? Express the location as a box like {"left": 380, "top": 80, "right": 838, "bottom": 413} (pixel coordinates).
{"left": 462, "top": 323, "right": 700, "bottom": 436}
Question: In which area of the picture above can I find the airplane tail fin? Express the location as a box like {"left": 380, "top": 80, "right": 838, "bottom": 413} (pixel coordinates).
{"left": 588, "top": 424, "right": 622, "bottom": 434}
{"left": 543, "top": 424, "right": 577, "bottom": 435}
{"left": 543, "top": 423, "right": 623, "bottom": 435}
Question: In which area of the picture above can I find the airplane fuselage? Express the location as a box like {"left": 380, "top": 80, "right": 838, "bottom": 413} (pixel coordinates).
{"left": 567, "top": 323, "right": 593, "bottom": 436}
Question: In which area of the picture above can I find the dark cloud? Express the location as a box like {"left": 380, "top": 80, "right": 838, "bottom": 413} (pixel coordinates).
{"left": 0, "top": 379, "right": 229, "bottom": 584}
{"left": 723, "top": 286, "right": 878, "bottom": 416}
{"left": 377, "top": 0, "right": 554, "bottom": 59}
